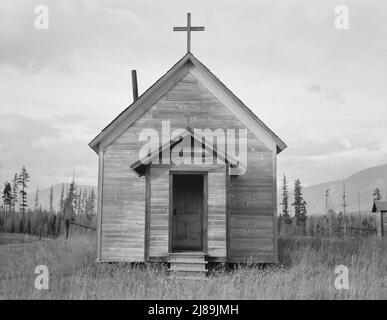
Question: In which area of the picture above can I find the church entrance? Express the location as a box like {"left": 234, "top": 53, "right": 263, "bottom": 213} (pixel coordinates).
{"left": 171, "top": 173, "right": 205, "bottom": 251}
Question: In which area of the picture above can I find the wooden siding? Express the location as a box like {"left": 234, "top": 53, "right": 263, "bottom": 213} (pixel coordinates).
{"left": 101, "top": 143, "right": 146, "bottom": 262}
{"left": 376, "top": 211, "right": 386, "bottom": 237}
{"left": 149, "top": 166, "right": 169, "bottom": 257}
{"left": 100, "top": 71, "right": 276, "bottom": 263}
{"left": 148, "top": 164, "right": 226, "bottom": 258}
{"left": 228, "top": 148, "right": 276, "bottom": 262}
{"left": 208, "top": 170, "right": 227, "bottom": 257}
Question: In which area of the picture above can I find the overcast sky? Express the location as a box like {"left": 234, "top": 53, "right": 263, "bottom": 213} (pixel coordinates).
{"left": 0, "top": 0, "right": 386, "bottom": 191}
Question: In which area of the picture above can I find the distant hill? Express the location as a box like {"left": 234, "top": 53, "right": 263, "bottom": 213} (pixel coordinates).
{"left": 279, "top": 163, "right": 387, "bottom": 215}
{"left": 27, "top": 183, "right": 97, "bottom": 211}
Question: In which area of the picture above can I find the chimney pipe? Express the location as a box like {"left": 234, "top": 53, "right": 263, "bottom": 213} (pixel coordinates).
{"left": 131, "top": 69, "right": 138, "bottom": 101}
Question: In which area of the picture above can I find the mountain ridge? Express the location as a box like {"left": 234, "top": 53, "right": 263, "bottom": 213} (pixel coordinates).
{"left": 280, "top": 163, "right": 387, "bottom": 215}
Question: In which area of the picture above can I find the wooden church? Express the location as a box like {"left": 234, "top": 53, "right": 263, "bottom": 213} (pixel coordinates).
{"left": 89, "top": 14, "right": 286, "bottom": 277}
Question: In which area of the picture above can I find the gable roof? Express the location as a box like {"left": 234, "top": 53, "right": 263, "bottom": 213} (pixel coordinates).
{"left": 372, "top": 200, "right": 387, "bottom": 212}
{"left": 89, "top": 52, "right": 287, "bottom": 154}
{"left": 130, "top": 127, "right": 245, "bottom": 176}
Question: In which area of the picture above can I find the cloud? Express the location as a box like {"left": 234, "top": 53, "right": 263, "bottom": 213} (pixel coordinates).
{"left": 308, "top": 85, "right": 321, "bottom": 93}
{"left": 0, "top": 0, "right": 386, "bottom": 190}
{"left": 0, "top": 113, "right": 60, "bottom": 146}
{"left": 285, "top": 132, "right": 384, "bottom": 157}
{"left": 0, "top": 113, "right": 97, "bottom": 188}
{"left": 0, "top": 0, "right": 143, "bottom": 72}
{"left": 307, "top": 84, "right": 345, "bottom": 102}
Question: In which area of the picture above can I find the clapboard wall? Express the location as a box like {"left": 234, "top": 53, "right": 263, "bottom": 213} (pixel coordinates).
{"left": 148, "top": 164, "right": 226, "bottom": 259}
{"left": 100, "top": 71, "right": 276, "bottom": 263}
{"left": 384, "top": 214, "right": 387, "bottom": 236}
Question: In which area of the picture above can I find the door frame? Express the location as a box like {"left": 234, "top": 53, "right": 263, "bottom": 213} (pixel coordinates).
{"left": 169, "top": 170, "right": 208, "bottom": 253}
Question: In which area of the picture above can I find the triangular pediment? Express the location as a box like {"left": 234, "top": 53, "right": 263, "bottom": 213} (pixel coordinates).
{"left": 89, "top": 53, "right": 286, "bottom": 154}
{"left": 130, "top": 127, "right": 245, "bottom": 176}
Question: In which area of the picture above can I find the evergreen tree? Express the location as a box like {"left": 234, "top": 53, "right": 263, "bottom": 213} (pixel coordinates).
{"left": 2, "top": 181, "right": 13, "bottom": 213}
{"left": 373, "top": 188, "right": 382, "bottom": 201}
{"left": 11, "top": 173, "right": 18, "bottom": 212}
{"left": 72, "top": 185, "right": 81, "bottom": 215}
{"left": 49, "top": 184, "right": 54, "bottom": 213}
{"left": 17, "top": 166, "right": 30, "bottom": 214}
{"left": 63, "top": 181, "right": 76, "bottom": 239}
{"left": 34, "top": 185, "right": 40, "bottom": 209}
{"left": 88, "top": 188, "right": 96, "bottom": 216}
{"left": 292, "top": 179, "right": 307, "bottom": 233}
{"left": 59, "top": 183, "right": 65, "bottom": 213}
{"left": 280, "top": 174, "right": 291, "bottom": 225}
{"left": 64, "top": 181, "right": 76, "bottom": 220}
{"left": 82, "top": 189, "right": 88, "bottom": 214}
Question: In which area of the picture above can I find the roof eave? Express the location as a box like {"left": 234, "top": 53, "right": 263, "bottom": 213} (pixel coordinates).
{"left": 88, "top": 52, "right": 287, "bottom": 156}
{"left": 88, "top": 52, "right": 193, "bottom": 154}
{"left": 188, "top": 53, "right": 287, "bottom": 154}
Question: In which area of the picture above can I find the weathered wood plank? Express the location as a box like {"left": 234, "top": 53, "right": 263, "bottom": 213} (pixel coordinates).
{"left": 149, "top": 166, "right": 169, "bottom": 257}
{"left": 100, "top": 71, "right": 276, "bottom": 263}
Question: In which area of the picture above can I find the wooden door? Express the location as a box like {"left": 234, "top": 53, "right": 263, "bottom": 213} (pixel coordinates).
{"left": 172, "top": 174, "right": 203, "bottom": 251}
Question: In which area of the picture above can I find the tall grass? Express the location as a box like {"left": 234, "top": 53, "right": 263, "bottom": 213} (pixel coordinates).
{"left": 278, "top": 213, "right": 376, "bottom": 238}
{"left": 0, "top": 234, "right": 385, "bottom": 299}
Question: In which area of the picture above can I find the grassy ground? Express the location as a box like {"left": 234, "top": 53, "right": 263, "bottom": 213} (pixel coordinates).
{"left": 0, "top": 233, "right": 386, "bottom": 299}
{"left": 0, "top": 232, "right": 41, "bottom": 246}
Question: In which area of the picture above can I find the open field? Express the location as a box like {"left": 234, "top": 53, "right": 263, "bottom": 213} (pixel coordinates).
{"left": 0, "top": 233, "right": 386, "bottom": 299}
{"left": 0, "top": 233, "right": 41, "bottom": 246}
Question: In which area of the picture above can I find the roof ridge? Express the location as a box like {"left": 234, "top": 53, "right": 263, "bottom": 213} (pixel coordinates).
{"left": 101, "top": 53, "right": 192, "bottom": 134}
{"left": 89, "top": 52, "right": 287, "bottom": 154}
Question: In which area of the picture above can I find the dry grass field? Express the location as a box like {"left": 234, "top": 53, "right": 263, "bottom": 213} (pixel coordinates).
{"left": 0, "top": 233, "right": 386, "bottom": 299}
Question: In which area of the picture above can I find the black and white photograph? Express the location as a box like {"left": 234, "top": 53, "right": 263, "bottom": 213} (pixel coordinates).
{"left": 0, "top": 0, "right": 386, "bottom": 305}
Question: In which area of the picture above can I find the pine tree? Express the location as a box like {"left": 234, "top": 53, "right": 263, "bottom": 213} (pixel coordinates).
{"left": 72, "top": 185, "right": 81, "bottom": 215}
{"left": 292, "top": 179, "right": 307, "bottom": 234}
{"left": 373, "top": 188, "right": 382, "bottom": 201}
{"left": 34, "top": 186, "right": 40, "bottom": 210}
{"left": 64, "top": 181, "right": 76, "bottom": 220}
{"left": 2, "top": 181, "right": 13, "bottom": 213}
{"left": 88, "top": 188, "right": 96, "bottom": 216}
{"left": 82, "top": 189, "right": 88, "bottom": 214}
{"left": 11, "top": 173, "right": 18, "bottom": 212}
{"left": 49, "top": 185, "right": 54, "bottom": 213}
{"left": 280, "top": 174, "right": 291, "bottom": 225}
{"left": 59, "top": 183, "right": 65, "bottom": 213}
{"left": 17, "top": 166, "right": 30, "bottom": 214}
{"left": 63, "top": 181, "right": 76, "bottom": 239}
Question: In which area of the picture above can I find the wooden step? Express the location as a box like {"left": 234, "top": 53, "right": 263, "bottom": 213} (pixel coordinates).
{"left": 169, "top": 261, "right": 206, "bottom": 268}
{"left": 169, "top": 253, "right": 206, "bottom": 262}
{"left": 169, "top": 258, "right": 208, "bottom": 263}
{"left": 168, "top": 252, "right": 208, "bottom": 279}
{"left": 168, "top": 270, "right": 207, "bottom": 279}
{"left": 169, "top": 252, "right": 205, "bottom": 257}
{"left": 169, "top": 264, "right": 207, "bottom": 272}
{"left": 170, "top": 251, "right": 205, "bottom": 255}
{"left": 168, "top": 275, "right": 209, "bottom": 281}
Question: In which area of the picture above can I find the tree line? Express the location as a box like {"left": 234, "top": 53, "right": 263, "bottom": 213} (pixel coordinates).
{"left": 0, "top": 166, "right": 97, "bottom": 238}
{"left": 1, "top": 166, "right": 96, "bottom": 216}
{"left": 278, "top": 175, "right": 308, "bottom": 235}
{"left": 278, "top": 174, "right": 382, "bottom": 237}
